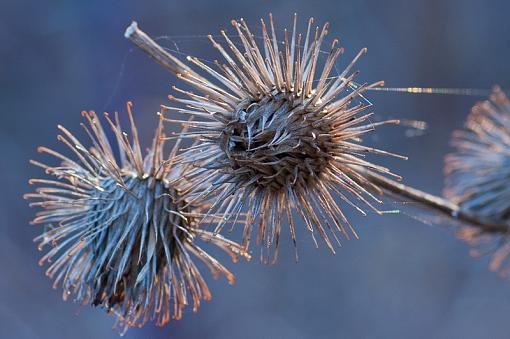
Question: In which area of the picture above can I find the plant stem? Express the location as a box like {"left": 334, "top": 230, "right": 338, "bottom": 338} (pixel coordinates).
{"left": 362, "top": 169, "right": 508, "bottom": 233}
{"left": 124, "top": 21, "right": 509, "bottom": 235}
{"left": 124, "top": 22, "right": 203, "bottom": 80}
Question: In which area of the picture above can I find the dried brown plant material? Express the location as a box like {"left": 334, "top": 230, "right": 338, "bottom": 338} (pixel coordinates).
{"left": 25, "top": 103, "right": 250, "bottom": 333}
{"left": 160, "top": 14, "right": 404, "bottom": 262}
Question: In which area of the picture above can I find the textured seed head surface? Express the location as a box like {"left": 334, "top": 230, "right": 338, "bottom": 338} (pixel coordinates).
{"left": 445, "top": 87, "right": 510, "bottom": 220}
{"left": 25, "top": 104, "right": 249, "bottom": 333}
{"left": 164, "top": 14, "right": 403, "bottom": 262}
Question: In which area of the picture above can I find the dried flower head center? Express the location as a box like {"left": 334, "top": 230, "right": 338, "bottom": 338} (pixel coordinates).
{"left": 90, "top": 176, "right": 190, "bottom": 307}
{"left": 219, "top": 93, "right": 330, "bottom": 190}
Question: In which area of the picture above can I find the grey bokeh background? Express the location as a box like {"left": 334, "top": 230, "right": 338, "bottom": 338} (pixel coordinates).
{"left": 2, "top": 0, "right": 510, "bottom": 338}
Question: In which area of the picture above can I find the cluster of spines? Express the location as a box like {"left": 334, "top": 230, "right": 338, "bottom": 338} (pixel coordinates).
{"left": 26, "top": 103, "right": 249, "bottom": 332}
{"left": 162, "top": 14, "right": 405, "bottom": 262}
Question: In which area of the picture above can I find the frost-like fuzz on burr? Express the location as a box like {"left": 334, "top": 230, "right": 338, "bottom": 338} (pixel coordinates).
{"left": 25, "top": 103, "right": 250, "bottom": 333}
{"left": 163, "top": 14, "right": 404, "bottom": 262}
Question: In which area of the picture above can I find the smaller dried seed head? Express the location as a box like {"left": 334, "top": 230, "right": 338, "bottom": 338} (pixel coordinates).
{"left": 445, "top": 87, "right": 510, "bottom": 276}
{"left": 25, "top": 103, "right": 249, "bottom": 333}
{"left": 163, "top": 14, "right": 405, "bottom": 262}
{"left": 445, "top": 86, "right": 510, "bottom": 219}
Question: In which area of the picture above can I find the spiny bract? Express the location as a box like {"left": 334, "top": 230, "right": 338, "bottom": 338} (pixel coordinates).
{"left": 25, "top": 103, "right": 249, "bottom": 332}
{"left": 163, "top": 14, "right": 404, "bottom": 262}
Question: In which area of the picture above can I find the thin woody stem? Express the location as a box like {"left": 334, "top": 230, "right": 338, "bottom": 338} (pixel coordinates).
{"left": 124, "top": 21, "right": 203, "bottom": 80}
{"left": 363, "top": 169, "right": 509, "bottom": 234}
{"left": 124, "top": 21, "right": 510, "bottom": 235}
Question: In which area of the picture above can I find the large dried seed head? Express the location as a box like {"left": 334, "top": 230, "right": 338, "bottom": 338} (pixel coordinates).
{"left": 164, "top": 14, "right": 404, "bottom": 262}
{"left": 25, "top": 103, "right": 249, "bottom": 333}
{"left": 445, "top": 87, "right": 510, "bottom": 219}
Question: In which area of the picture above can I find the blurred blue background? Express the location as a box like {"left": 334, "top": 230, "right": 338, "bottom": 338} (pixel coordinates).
{"left": 2, "top": 0, "right": 510, "bottom": 338}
